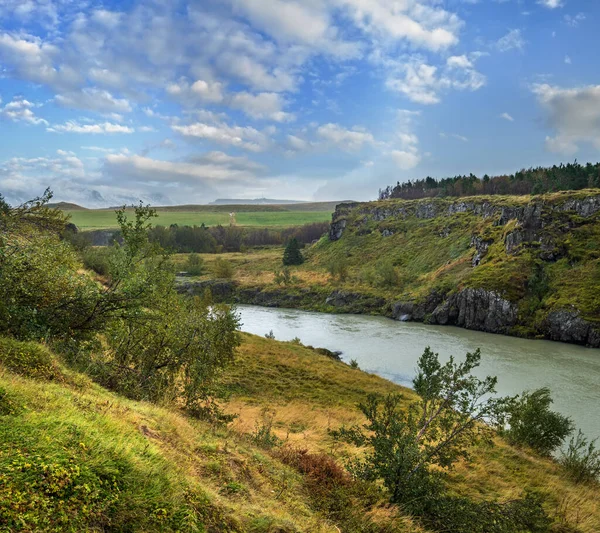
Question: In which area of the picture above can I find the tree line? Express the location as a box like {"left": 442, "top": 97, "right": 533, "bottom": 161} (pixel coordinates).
{"left": 379, "top": 161, "right": 600, "bottom": 200}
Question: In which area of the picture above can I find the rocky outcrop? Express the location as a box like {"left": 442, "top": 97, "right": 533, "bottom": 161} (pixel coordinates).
{"left": 543, "top": 310, "right": 600, "bottom": 347}
{"left": 471, "top": 236, "right": 493, "bottom": 266}
{"left": 428, "top": 288, "right": 518, "bottom": 334}
{"left": 325, "top": 290, "right": 386, "bottom": 313}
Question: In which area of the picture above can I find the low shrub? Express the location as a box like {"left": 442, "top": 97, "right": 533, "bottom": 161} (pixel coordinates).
{"left": 0, "top": 337, "right": 66, "bottom": 382}
{"left": 273, "top": 267, "right": 297, "bottom": 286}
{"left": 328, "top": 259, "right": 349, "bottom": 282}
{"left": 502, "top": 388, "right": 574, "bottom": 456}
{"left": 185, "top": 253, "right": 204, "bottom": 276}
{"left": 560, "top": 430, "right": 600, "bottom": 484}
{"left": 213, "top": 258, "right": 234, "bottom": 279}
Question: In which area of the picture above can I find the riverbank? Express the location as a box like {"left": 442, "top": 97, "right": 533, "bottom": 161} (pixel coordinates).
{"left": 175, "top": 189, "right": 600, "bottom": 348}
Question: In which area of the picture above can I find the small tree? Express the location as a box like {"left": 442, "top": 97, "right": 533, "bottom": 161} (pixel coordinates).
{"left": 333, "top": 348, "right": 511, "bottom": 507}
{"left": 502, "top": 387, "right": 574, "bottom": 456}
{"left": 213, "top": 257, "right": 234, "bottom": 279}
{"left": 185, "top": 253, "right": 204, "bottom": 276}
{"left": 282, "top": 238, "right": 304, "bottom": 266}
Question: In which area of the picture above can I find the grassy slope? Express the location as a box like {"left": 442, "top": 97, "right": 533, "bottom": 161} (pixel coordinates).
{"left": 2, "top": 334, "right": 598, "bottom": 532}
{"left": 188, "top": 191, "right": 600, "bottom": 334}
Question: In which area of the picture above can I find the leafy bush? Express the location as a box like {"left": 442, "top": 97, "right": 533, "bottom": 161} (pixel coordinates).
{"left": 349, "top": 359, "right": 359, "bottom": 369}
{"left": 213, "top": 257, "right": 234, "bottom": 279}
{"left": 282, "top": 238, "right": 304, "bottom": 266}
{"left": 560, "top": 430, "right": 600, "bottom": 484}
{"left": 502, "top": 387, "right": 574, "bottom": 456}
{"left": 185, "top": 253, "right": 204, "bottom": 276}
{"left": 328, "top": 258, "right": 349, "bottom": 282}
{"left": 265, "top": 330, "right": 275, "bottom": 340}
{"left": 81, "top": 246, "right": 111, "bottom": 276}
{"left": 0, "top": 337, "right": 66, "bottom": 382}
{"left": 374, "top": 260, "right": 399, "bottom": 288}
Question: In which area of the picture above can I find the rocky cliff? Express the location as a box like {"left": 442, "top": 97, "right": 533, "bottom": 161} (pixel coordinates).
{"left": 321, "top": 191, "right": 600, "bottom": 347}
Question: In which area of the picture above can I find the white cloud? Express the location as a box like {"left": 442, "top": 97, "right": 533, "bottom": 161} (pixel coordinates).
{"left": 104, "top": 152, "right": 263, "bottom": 185}
{"left": 564, "top": 55, "right": 571, "bottom": 64}
{"left": 564, "top": 13, "right": 585, "bottom": 27}
{"left": 229, "top": 91, "right": 295, "bottom": 122}
{"left": 496, "top": 29, "right": 525, "bottom": 52}
{"left": 172, "top": 121, "right": 271, "bottom": 152}
{"left": 55, "top": 88, "right": 132, "bottom": 114}
{"left": 538, "top": 0, "right": 563, "bottom": 8}
{"left": 48, "top": 121, "right": 135, "bottom": 134}
{"left": 316, "top": 123, "right": 375, "bottom": 151}
{"left": 166, "top": 78, "right": 225, "bottom": 104}
{"left": 500, "top": 112, "right": 514, "bottom": 122}
{"left": 532, "top": 84, "right": 600, "bottom": 154}
{"left": 338, "top": 0, "right": 462, "bottom": 52}
{"left": 385, "top": 55, "right": 485, "bottom": 105}
{"left": 391, "top": 150, "right": 421, "bottom": 170}
{"left": 1, "top": 97, "right": 48, "bottom": 125}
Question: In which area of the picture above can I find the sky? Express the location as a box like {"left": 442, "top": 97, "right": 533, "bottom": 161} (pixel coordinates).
{"left": 0, "top": 0, "right": 599, "bottom": 207}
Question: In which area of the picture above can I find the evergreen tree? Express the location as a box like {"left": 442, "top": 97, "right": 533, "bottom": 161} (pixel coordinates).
{"left": 282, "top": 237, "right": 304, "bottom": 266}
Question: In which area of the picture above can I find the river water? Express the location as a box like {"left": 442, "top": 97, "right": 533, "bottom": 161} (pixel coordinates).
{"left": 236, "top": 305, "right": 600, "bottom": 441}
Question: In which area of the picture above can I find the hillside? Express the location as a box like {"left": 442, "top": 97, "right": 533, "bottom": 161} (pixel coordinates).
{"left": 2, "top": 333, "right": 599, "bottom": 532}
{"left": 185, "top": 190, "right": 600, "bottom": 347}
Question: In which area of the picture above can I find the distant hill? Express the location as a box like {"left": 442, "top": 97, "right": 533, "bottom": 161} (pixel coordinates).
{"left": 210, "top": 198, "right": 307, "bottom": 205}
{"left": 48, "top": 202, "right": 88, "bottom": 210}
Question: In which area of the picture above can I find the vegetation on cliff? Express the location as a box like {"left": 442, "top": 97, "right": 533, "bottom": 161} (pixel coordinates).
{"left": 379, "top": 162, "right": 600, "bottom": 200}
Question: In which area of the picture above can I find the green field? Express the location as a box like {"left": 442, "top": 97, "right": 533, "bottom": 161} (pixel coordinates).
{"left": 65, "top": 208, "right": 333, "bottom": 230}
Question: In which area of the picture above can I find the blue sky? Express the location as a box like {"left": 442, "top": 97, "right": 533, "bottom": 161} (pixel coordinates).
{"left": 0, "top": 0, "right": 598, "bottom": 206}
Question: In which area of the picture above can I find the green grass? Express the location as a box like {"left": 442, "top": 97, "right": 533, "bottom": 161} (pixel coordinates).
{"left": 66, "top": 209, "right": 333, "bottom": 230}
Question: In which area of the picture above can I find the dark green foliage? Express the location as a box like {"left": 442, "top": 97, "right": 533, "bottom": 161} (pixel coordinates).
{"left": 81, "top": 246, "right": 111, "bottom": 276}
{"left": 282, "top": 238, "right": 304, "bottom": 266}
{"left": 184, "top": 253, "right": 204, "bottom": 276}
{"left": 560, "top": 430, "right": 600, "bottom": 484}
{"left": 147, "top": 221, "right": 328, "bottom": 253}
{"left": 334, "top": 348, "right": 510, "bottom": 508}
{"left": 379, "top": 161, "right": 600, "bottom": 200}
{"left": 420, "top": 491, "right": 551, "bottom": 533}
{"left": 349, "top": 359, "right": 359, "bottom": 369}
{"left": 502, "top": 388, "right": 574, "bottom": 456}
{"left": 332, "top": 348, "right": 549, "bottom": 532}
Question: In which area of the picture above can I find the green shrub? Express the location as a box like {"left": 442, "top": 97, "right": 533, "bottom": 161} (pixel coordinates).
{"left": 0, "top": 386, "right": 20, "bottom": 415}
{"left": 282, "top": 238, "right": 304, "bottom": 266}
{"left": 185, "top": 253, "right": 204, "bottom": 276}
{"left": 560, "top": 430, "right": 600, "bottom": 484}
{"left": 502, "top": 387, "right": 574, "bottom": 456}
{"left": 349, "top": 359, "right": 359, "bottom": 369}
{"left": 0, "top": 337, "right": 66, "bottom": 382}
{"left": 328, "top": 259, "right": 349, "bottom": 282}
{"left": 81, "top": 246, "right": 111, "bottom": 276}
{"left": 213, "top": 257, "right": 234, "bottom": 279}
{"left": 374, "top": 260, "right": 399, "bottom": 288}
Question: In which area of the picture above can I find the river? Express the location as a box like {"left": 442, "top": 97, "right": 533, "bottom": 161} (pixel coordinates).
{"left": 236, "top": 304, "right": 600, "bottom": 441}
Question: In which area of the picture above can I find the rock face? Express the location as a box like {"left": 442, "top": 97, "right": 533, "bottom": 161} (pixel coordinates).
{"left": 176, "top": 279, "right": 236, "bottom": 300}
{"left": 471, "top": 236, "right": 493, "bottom": 266}
{"left": 391, "top": 288, "right": 518, "bottom": 335}
{"left": 429, "top": 288, "right": 518, "bottom": 334}
{"left": 544, "top": 311, "right": 600, "bottom": 347}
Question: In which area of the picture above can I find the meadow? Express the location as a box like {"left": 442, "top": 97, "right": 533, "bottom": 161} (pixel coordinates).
{"left": 64, "top": 203, "right": 339, "bottom": 230}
